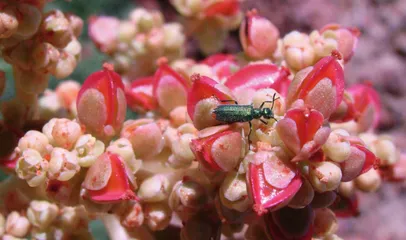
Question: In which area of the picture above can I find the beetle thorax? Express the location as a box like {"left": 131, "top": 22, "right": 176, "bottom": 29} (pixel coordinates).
{"left": 252, "top": 108, "right": 262, "bottom": 119}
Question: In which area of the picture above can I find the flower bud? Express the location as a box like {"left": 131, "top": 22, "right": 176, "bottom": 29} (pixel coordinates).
{"left": 48, "top": 147, "right": 80, "bottom": 181}
{"left": 322, "top": 129, "right": 351, "bottom": 163}
{"left": 282, "top": 31, "right": 315, "bottom": 71}
{"left": 17, "top": 130, "right": 52, "bottom": 157}
{"left": 65, "top": 13, "right": 83, "bottom": 38}
{"left": 31, "top": 42, "right": 60, "bottom": 73}
{"left": 340, "top": 144, "right": 378, "bottom": 182}
{"left": 121, "top": 119, "right": 164, "bottom": 159}
{"left": 239, "top": 10, "right": 279, "bottom": 59}
{"left": 285, "top": 52, "right": 345, "bottom": 119}
{"left": 126, "top": 76, "right": 158, "bottom": 113}
{"left": 163, "top": 23, "right": 185, "bottom": 52}
{"left": 72, "top": 134, "right": 104, "bottom": 167}
{"left": 77, "top": 64, "right": 126, "bottom": 142}
{"left": 288, "top": 178, "right": 314, "bottom": 209}
{"left": 169, "top": 106, "right": 188, "bottom": 127}
{"left": 138, "top": 174, "right": 170, "bottom": 202}
{"left": 55, "top": 80, "right": 81, "bottom": 109}
{"left": 144, "top": 202, "right": 172, "bottom": 231}
{"left": 165, "top": 124, "right": 197, "bottom": 169}
{"left": 338, "top": 181, "right": 355, "bottom": 198}
{"left": 5, "top": 211, "right": 30, "bottom": 238}
{"left": 53, "top": 51, "right": 77, "bottom": 79}
{"left": 313, "top": 208, "right": 338, "bottom": 237}
{"left": 360, "top": 133, "right": 399, "bottom": 166}
{"left": 220, "top": 171, "right": 250, "bottom": 212}
{"left": 88, "top": 16, "right": 119, "bottom": 54}
{"left": 169, "top": 179, "right": 208, "bottom": 221}
{"left": 320, "top": 24, "right": 360, "bottom": 63}
{"left": 129, "top": 8, "right": 163, "bottom": 32}
{"left": 41, "top": 10, "right": 73, "bottom": 48}
{"left": 117, "top": 21, "right": 136, "bottom": 43}
{"left": 309, "top": 30, "right": 338, "bottom": 60}
{"left": 0, "top": 6, "right": 19, "bottom": 38}
{"left": 26, "top": 200, "right": 59, "bottom": 231}
{"left": 13, "top": 4, "right": 42, "bottom": 39}
{"left": 16, "top": 149, "right": 48, "bottom": 187}
{"left": 171, "top": 0, "right": 203, "bottom": 16}
{"left": 107, "top": 138, "right": 142, "bottom": 174}
{"left": 43, "top": 118, "right": 82, "bottom": 149}
{"left": 59, "top": 206, "right": 88, "bottom": 230}
{"left": 116, "top": 201, "right": 144, "bottom": 228}
{"left": 309, "top": 161, "right": 342, "bottom": 192}
{"left": 354, "top": 169, "right": 381, "bottom": 192}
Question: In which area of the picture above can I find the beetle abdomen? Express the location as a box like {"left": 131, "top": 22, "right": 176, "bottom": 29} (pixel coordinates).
{"left": 212, "top": 105, "right": 253, "bottom": 123}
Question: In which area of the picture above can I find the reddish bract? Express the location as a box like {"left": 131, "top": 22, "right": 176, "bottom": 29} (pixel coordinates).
{"left": 190, "top": 129, "right": 234, "bottom": 172}
{"left": 347, "top": 83, "right": 381, "bottom": 131}
{"left": 187, "top": 74, "right": 234, "bottom": 128}
{"left": 0, "top": 151, "right": 20, "bottom": 172}
{"left": 247, "top": 162, "right": 302, "bottom": 216}
{"left": 201, "top": 54, "right": 239, "bottom": 80}
{"left": 204, "top": 0, "right": 240, "bottom": 17}
{"left": 83, "top": 152, "right": 136, "bottom": 203}
{"left": 276, "top": 108, "right": 329, "bottom": 162}
{"left": 354, "top": 144, "right": 378, "bottom": 175}
{"left": 76, "top": 63, "right": 126, "bottom": 141}
{"left": 153, "top": 59, "right": 189, "bottom": 114}
{"left": 225, "top": 64, "right": 291, "bottom": 97}
{"left": 286, "top": 54, "right": 345, "bottom": 119}
{"left": 88, "top": 16, "right": 119, "bottom": 54}
{"left": 126, "top": 76, "right": 158, "bottom": 113}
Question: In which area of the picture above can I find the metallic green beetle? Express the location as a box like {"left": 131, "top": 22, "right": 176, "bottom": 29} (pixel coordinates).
{"left": 212, "top": 93, "right": 279, "bottom": 144}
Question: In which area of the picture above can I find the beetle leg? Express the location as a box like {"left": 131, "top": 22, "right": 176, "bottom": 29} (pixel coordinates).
{"left": 260, "top": 119, "right": 268, "bottom": 125}
{"left": 271, "top": 93, "right": 280, "bottom": 110}
{"left": 259, "top": 101, "right": 275, "bottom": 109}
{"left": 248, "top": 121, "right": 253, "bottom": 150}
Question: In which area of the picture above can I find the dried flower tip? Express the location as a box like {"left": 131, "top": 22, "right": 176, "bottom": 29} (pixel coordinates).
{"left": 144, "top": 203, "right": 172, "bottom": 231}
{"left": 17, "top": 130, "right": 52, "bottom": 157}
{"left": 59, "top": 206, "right": 89, "bottom": 230}
{"left": 138, "top": 174, "right": 170, "bottom": 202}
{"left": 119, "top": 201, "right": 144, "bottom": 228}
{"left": 48, "top": 147, "right": 80, "bottom": 181}
{"left": 309, "top": 161, "right": 342, "bottom": 192}
{"left": 41, "top": 10, "right": 73, "bottom": 48}
{"left": 16, "top": 149, "right": 48, "bottom": 187}
{"left": 27, "top": 200, "right": 59, "bottom": 231}
{"left": 5, "top": 211, "right": 30, "bottom": 238}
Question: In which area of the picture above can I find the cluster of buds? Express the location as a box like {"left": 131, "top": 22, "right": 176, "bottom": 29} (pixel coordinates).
{"left": 0, "top": 0, "right": 83, "bottom": 144}
{"left": 170, "top": 0, "right": 243, "bottom": 55}
{"left": 0, "top": 196, "right": 90, "bottom": 239}
{"left": 89, "top": 7, "right": 186, "bottom": 78}
{"left": 239, "top": 9, "right": 360, "bottom": 73}
{"left": 38, "top": 80, "right": 81, "bottom": 120}
{"left": 0, "top": 3, "right": 403, "bottom": 240}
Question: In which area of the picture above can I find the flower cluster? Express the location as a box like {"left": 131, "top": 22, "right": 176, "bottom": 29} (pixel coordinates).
{"left": 89, "top": 8, "right": 186, "bottom": 78}
{"left": 170, "top": 0, "right": 243, "bottom": 55}
{"left": 0, "top": 3, "right": 404, "bottom": 240}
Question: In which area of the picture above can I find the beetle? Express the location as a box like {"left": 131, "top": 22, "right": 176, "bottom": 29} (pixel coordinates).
{"left": 212, "top": 93, "right": 279, "bottom": 146}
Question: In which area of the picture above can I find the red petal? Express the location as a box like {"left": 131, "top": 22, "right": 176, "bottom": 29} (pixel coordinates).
{"left": 296, "top": 56, "right": 345, "bottom": 109}
{"left": 187, "top": 74, "right": 234, "bottom": 121}
{"left": 285, "top": 109, "right": 324, "bottom": 148}
{"left": 201, "top": 54, "right": 238, "bottom": 79}
{"left": 224, "top": 64, "right": 291, "bottom": 96}
{"left": 348, "top": 83, "right": 381, "bottom": 129}
{"left": 87, "top": 153, "right": 136, "bottom": 203}
{"left": 353, "top": 144, "right": 378, "bottom": 175}
{"left": 248, "top": 162, "right": 302, "bottom": 215}
{"left": 126, "top": 76, "right": 158, "bottom": 112}
{"left": 190, "top": 130, "right": 236, "bottom": 172}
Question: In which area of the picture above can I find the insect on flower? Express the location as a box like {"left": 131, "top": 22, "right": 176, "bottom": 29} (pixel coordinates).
{"left": 212, "top": 93, "right": 279, "bottom": 145}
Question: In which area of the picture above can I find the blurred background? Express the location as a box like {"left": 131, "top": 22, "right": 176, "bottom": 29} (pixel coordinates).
{"left": 1, "top": 0, "right": 406, "bottom": 239}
